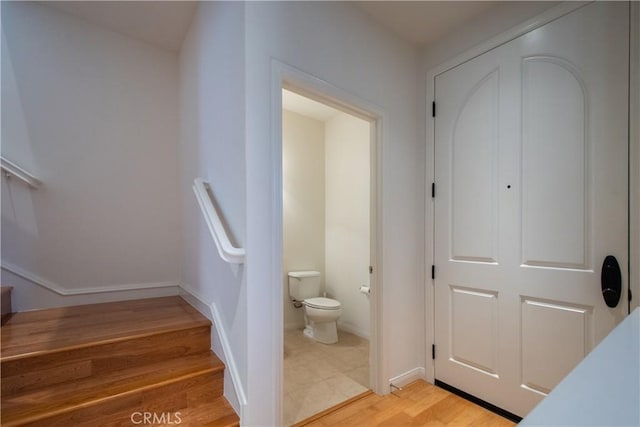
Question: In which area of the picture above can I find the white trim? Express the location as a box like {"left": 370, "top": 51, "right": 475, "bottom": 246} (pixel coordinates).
{"left": 428, "top": 2, "right": 589, "bottom": 79}
{"left": 388, "top": 367, "right": 426, "bottom": 390}
{"left": 425, "top": 1, "right": 596, "bottom": 385}
{"left": 271, "top": 59, "right": 385, "bottom": 424}
{"left": 193, "top": 178, "right": 245, "bottom": 264}
{"left": 271, "top": 71, "right": 286, "bottom": 427}
{"left": 177, "top": 283, "right": 247, "bottom": 420}
{"left": 0, "top": 156, "right": 42, "bottom": 188}
{"left": 630, "top": 1, "right": 640, "bottom": 312}
{"left": 1, "top": 261, "right": 177, "bottom": 295}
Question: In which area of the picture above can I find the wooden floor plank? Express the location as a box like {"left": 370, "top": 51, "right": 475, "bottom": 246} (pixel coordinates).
{"left": 295, "top": 380, "right": 516, "bottom": 427}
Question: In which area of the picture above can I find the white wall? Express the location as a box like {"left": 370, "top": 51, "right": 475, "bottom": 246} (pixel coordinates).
{"left": 325, "top": 112, "right": 370, "bottom": 339}
{"left": 282, "top": 110, "right": 325, "bottom": 329}
{"left": 1, "top": 2, "right": 180, "bottom": 311}
{"left": 178, "top": 1, "right": 247, "bottom": 414}
{"left": 244, "top": 2, "right": 422, "bottom": 425}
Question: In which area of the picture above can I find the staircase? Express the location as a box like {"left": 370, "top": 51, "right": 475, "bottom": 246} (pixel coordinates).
{"left": 0, "top": 295, "right": 239, "bottom": 427}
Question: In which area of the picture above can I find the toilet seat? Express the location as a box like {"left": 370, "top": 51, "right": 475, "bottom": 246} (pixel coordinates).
{"left": 303, "top": 297, "right": 341, "bottom": 310}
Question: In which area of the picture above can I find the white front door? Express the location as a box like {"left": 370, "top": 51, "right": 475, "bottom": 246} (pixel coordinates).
{"left": 433, "top": 2, "right": 629, "bottom": 417}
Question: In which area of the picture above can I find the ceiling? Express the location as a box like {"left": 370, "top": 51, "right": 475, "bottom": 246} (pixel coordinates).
{"left": 44, "top": 1, "right": 507, "bottom": 52}
{"left": 46, "top": 1, "right": 197, "bottom": 52}
{"left": 282, "top": 90, "right": 342, "bottom": 122}
{"left": 355, "top": 1, "right": 499, "bottom": 47}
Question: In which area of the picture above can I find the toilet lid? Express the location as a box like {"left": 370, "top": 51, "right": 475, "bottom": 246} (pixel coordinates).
{"left": 303, "top": 297, "right": 341, "bottom": 309}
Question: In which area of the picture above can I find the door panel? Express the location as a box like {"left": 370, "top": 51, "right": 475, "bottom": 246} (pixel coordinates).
{"left": 434, "top": 2, "right": 629, "bottom": 417}
{"left": 521, "top": 298, "right": 591, "bottom": 395}
{"left": 522, "top": 57, "right": 588, "bottom": 268}
{"left": 451, "top": 70, "right": 499, "bottom": 263}
{"left": 450, "top": 286, "right": 499, "bottom": 375}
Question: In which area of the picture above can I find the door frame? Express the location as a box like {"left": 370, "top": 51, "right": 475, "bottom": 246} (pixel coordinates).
{"left": 271, "top": 60, "right": 384, "bottom": 425}
{"left": 424, "top": 0, "right": 640, "bottom": 383}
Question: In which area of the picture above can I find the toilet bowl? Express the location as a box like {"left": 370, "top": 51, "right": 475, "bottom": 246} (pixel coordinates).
{"left": 302, "top": 297, "right": 342, "bottom": 344}
{"left": 288, "top": 271, "right": 342, "bottom": 344}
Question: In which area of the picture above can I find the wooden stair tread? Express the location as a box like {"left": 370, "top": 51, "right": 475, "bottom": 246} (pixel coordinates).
{"left": 0, "top": 296, "right": 239, "bottom": 426}
{"left": 157, "top": 398, "right": 240, "bottom": 427}
{"left": 1, "top": 351, "right": 224, "bottom": 425}
{"left": 1, "top": 296, "right": 211, "bottom": 359}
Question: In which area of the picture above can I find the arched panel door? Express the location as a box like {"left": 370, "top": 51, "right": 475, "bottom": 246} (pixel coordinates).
{"left": 433, "top": 2, "right": 629, "bottom": 417}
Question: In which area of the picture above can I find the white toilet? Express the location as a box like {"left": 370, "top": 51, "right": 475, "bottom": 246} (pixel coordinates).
{"left": 288, "top": 271, "right": 342, "bottom": 344}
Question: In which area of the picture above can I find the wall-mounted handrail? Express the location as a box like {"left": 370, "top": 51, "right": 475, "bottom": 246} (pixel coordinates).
{"left": 192, "top": 178, "right": 245, "bottom": 264}
{"left": 1, "top": 156, "right": 41, "bottom": 188}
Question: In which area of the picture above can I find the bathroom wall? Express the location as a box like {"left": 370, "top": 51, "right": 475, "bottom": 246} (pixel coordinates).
{"left": 282, "top": 110, "right": 326, "bottom": 329}
{"left": 325, "top": 113, "right": 371, "bottom": 338}
{"left": 283, "top": 108, "right": 371, "bottom": 338}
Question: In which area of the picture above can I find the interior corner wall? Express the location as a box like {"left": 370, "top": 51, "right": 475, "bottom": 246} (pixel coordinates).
{"left": 1, "top": 2, "right": 180, "bottom": 310}
{"left": 244, "top": 2, "right": 422, "bottom": 425}
{"left": 282, "top": 110, "right": 326, "bottom": 330}
{"left": 177, "top": 1, "right": 247, "bottom": 412}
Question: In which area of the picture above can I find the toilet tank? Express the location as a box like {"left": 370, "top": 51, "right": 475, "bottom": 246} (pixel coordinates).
{"left": 288, "top": 271, "right": 321, "bottom": 301}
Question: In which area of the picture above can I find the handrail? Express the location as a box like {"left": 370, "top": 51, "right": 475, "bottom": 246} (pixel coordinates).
{"left": 1, "top": 156, "right": 41, "bottom": 188}
{"left": 192, "top": 178, "right": 245, "bottom": 264}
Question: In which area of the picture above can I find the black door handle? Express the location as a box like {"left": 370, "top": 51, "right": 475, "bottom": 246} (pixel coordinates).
{"left": 601, "top": 255, "right": 621, "bottom": 308}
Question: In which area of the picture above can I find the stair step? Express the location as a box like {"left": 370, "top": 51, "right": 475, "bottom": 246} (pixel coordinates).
{"left": 0, "top": 296, "right": 240, "bottom": 426}
{"left": 1, "top": 296, "right": 210, "bottom": 359}
{"left": 165, "top": 400, "right": 241, "bottom": 427}
{"left": 2, "top": 324, "right": 212, "bottom": 395}
{"left": 1, "top": 296, "right": 213, "bottom": 395}
{"left": 1, "top": 349, "right": 224, "bottom": 426}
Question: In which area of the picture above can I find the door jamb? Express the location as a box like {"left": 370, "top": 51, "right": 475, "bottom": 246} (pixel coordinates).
{"left": 629, "top": 1, "right": 639, "bottom": 313}
{"left": 271, "top": 60, "right": 385, "bottom": 423}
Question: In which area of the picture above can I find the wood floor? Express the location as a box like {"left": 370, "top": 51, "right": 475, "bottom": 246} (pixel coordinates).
{"left": 297, "top": 380, "right": 516, "bottom": 427}
{"left": 0, "top": 296, "right": 239, "bottom": 426}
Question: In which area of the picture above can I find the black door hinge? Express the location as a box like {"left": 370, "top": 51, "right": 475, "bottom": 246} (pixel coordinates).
{"left": 431, "top": 182, "right": 435, "bottom": 198}
{"left": 431, "top": 265, "right": 435, "bottom": 280}
{"left": 432, "top": 344, "right": 436, "bottom": 360}
{"left": 432, "top": 101, "right": 436, "bottom": 118}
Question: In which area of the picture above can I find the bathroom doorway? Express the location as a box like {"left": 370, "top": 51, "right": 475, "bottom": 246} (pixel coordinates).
{"left": 281, "top": 87, "right": 376, "bottom": 426}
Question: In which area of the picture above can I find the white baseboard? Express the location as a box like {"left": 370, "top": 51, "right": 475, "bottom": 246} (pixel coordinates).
{"left": 388, "top": 367, "right": 426, "bottom": 391}
{"left": 178, "top": 283, "right": 247, "bottom": 420}
{"left": 1, "top": 261, "right": 177, "bottom": 295}
{"left": 1, "top": 262, "right": 180, "bottom": 312}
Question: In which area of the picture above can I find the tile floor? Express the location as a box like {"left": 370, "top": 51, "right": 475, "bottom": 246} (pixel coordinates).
{"left": 283, "top": 328, "right": 369, "bottom": 426}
